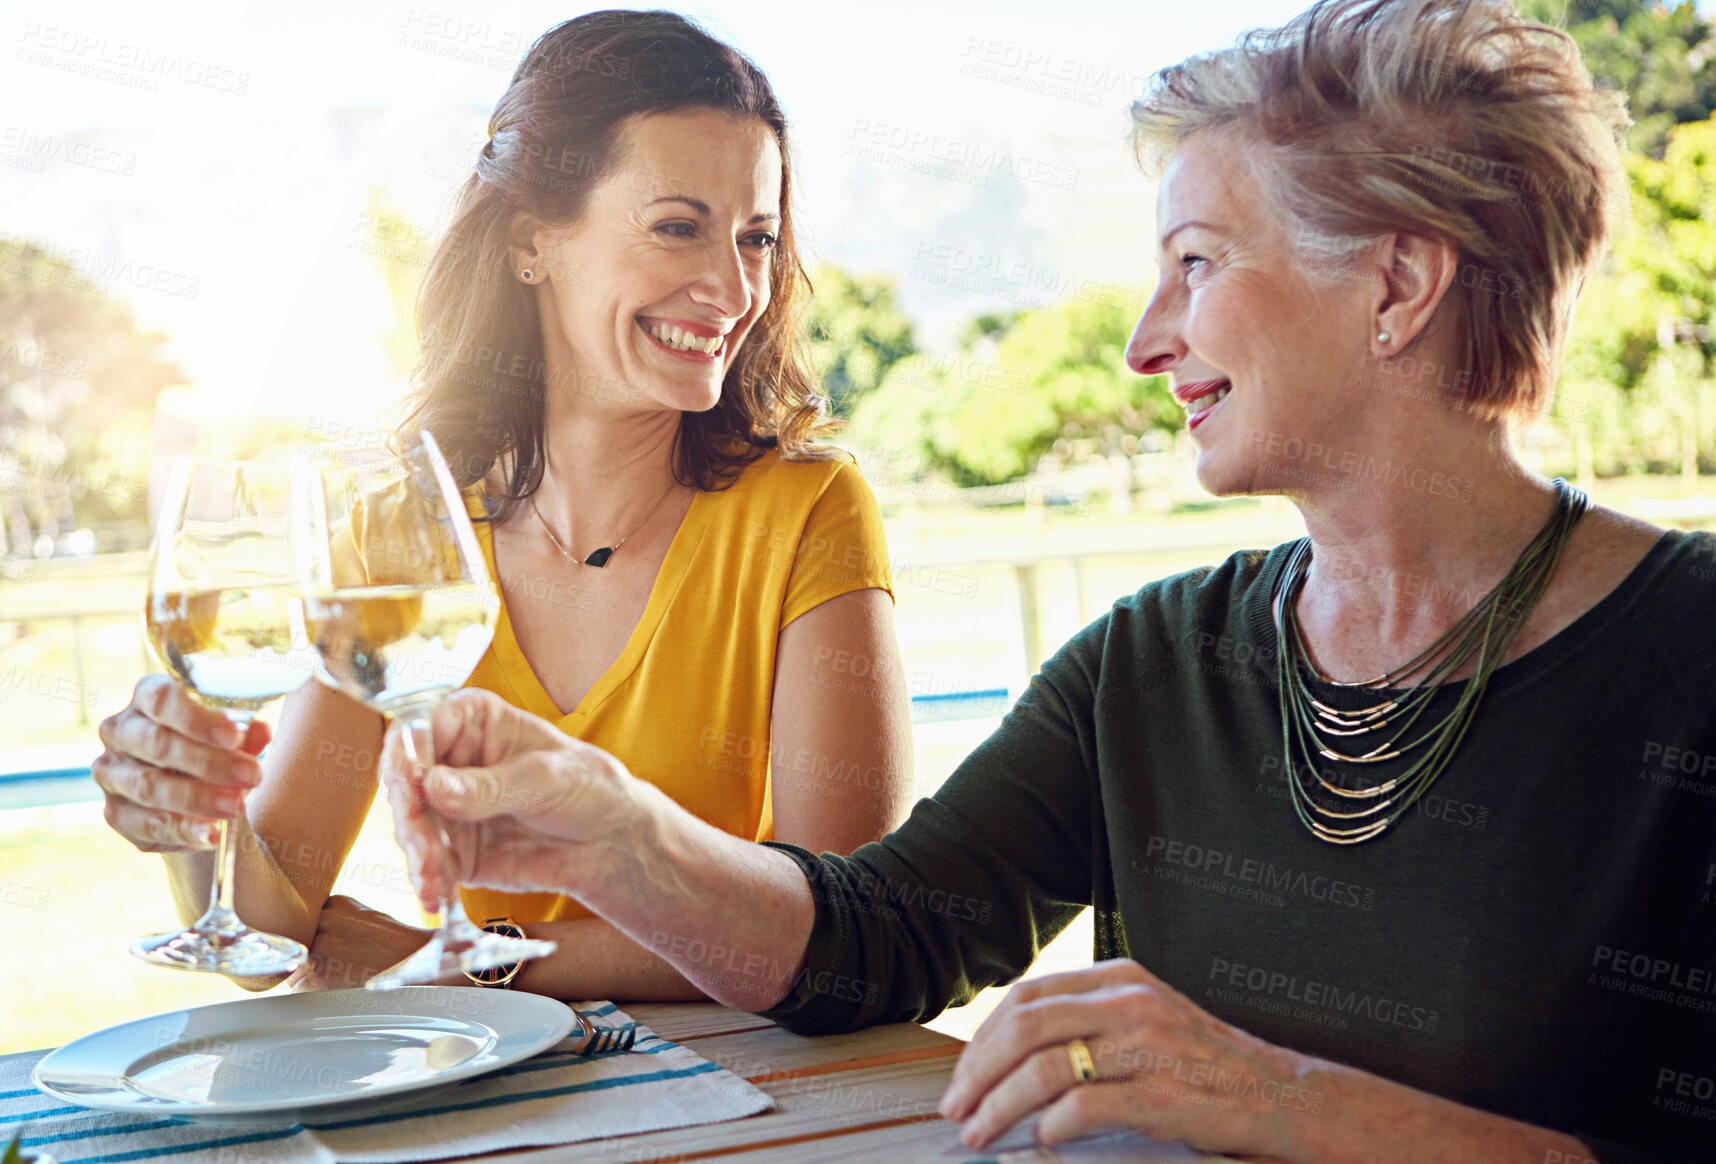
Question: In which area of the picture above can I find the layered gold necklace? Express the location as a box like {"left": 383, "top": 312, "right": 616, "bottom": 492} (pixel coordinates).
{"left": 1271, "top": 479, "right": 1588, "bottom": 844}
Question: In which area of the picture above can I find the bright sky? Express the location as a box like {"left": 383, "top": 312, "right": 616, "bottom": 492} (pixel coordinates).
{"left": 4, "top": 0, "right": 1703, "bottom": 431}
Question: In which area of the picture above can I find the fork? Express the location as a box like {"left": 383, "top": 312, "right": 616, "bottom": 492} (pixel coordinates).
{"left": 572, "top": 1013, "right": 639, "bottom": 1055}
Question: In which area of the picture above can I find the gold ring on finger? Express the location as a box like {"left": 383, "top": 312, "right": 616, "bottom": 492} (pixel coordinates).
{"left": 1066, "top": 1038, "right": 1096, "bottom": 1084}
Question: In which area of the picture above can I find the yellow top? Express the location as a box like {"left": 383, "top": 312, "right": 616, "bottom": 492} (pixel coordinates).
{"left": 459, "top": 449, "right": 893, "bottom": 926}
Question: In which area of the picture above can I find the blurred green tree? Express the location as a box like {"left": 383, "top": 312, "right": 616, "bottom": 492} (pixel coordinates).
{"left": 804, "top": 266, "right": 916, "bottom": 418}
{"left": 847, "top": 293, "right": 1171, "bottom": 486}
{"left": 1519, "top": 0, "right": 1716, "bottom": 157}
{"left": 1556, "top": 117, "right": 1716, "bottom": 475}
{"left": 1512, "top": 3, "right": 1716, "bottom": 478}
{"left": 0, "top": 240, "right": 183, "bottom": 555}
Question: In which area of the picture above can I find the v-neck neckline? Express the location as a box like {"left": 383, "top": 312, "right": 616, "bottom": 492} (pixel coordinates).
{"left": 477, "top": 489, "right": 712, "bottom": 725}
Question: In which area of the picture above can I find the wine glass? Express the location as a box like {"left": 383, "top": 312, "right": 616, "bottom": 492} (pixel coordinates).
{"left": 295, "top": 429, "right": 557, "bottom": 988}
{"left": 134, "top": 458, "right": 316, "bottom": 975}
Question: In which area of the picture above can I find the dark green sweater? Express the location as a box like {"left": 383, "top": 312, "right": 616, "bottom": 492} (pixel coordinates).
{"left": 762, "top": 531, "right": 1716, "bottom": 1161}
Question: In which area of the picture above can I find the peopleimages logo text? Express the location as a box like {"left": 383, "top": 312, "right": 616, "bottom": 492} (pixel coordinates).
{"left": 1208, "top": 957, "right": 1440, "bottom": 1032}
{"left": 1143, "top": 835, "right": 1376, "bottom": 910}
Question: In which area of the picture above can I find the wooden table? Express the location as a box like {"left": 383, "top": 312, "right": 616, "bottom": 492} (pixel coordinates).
{"left": 482, "top": 1003, "right": 1218, "bottom": 1163}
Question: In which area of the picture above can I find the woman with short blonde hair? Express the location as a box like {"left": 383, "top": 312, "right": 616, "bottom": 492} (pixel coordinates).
{"left": 1131, "top": 0, "right": 1628, "bottom": 421}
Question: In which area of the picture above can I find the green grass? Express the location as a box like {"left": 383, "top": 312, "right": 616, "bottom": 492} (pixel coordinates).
{"left": 0, "top": 807, "right": 244, "bottom": 1053}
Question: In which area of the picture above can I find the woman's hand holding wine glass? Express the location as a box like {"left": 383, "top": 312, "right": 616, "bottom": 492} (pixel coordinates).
{"left": 103, "top": 458, "right": 317, "bottom": 976}
{"left": 375, "top": 687, "right": 640, "bottom": 914}
{"left": 94, "top": 674, "right": 269, "bottom": 854}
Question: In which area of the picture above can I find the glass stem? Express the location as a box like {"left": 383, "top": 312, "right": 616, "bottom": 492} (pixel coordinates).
{"left": 398, "top": 714, "right": 469, "bottom": 936}
{"left": 208, "top": 819, "right": 237, "bottom": 918}
{"left": 197, "top": 711, "right": 252, "bottom": 936}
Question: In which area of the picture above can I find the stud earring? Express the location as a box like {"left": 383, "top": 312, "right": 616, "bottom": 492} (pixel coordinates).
{"left": 1377, "top": 330, "right": 1391, "bottom": 344}
{"left": 520, "top": 268, "right": 534, "bottom": 283}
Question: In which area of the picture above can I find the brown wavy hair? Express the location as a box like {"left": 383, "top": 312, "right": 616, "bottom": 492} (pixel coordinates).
{"left": 402, "top": 9, "right": 832, "bottom": 518}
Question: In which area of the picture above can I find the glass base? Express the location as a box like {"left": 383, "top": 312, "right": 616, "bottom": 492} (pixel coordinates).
{"left": 131, "top": 925, "right": 307, "bottom": 977}
{"left": 366, "top": 929, "right": 558, "bottom": 991}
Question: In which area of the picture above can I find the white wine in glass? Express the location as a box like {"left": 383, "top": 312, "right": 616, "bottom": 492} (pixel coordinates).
{"left": 134, "top": 458, "right": 316, "bottom": 975}
{"left": 297, "top": 430, "right": 556, "bottom": 989}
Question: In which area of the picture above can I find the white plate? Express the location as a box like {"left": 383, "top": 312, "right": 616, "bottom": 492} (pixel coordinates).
{"left": 32, "top": 986, "right": 576, "bottom": 1125}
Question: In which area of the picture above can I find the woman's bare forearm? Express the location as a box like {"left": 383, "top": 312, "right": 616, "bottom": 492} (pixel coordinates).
{"left": 156, "top": 686, "right": 385, "bottom": 989}
{"left": 557, "top": 779, "right": 816, "bottom": 1012}
{"left": 160, "top": 814, "right": 321, "bottom": 990}
{"left": 161, "top": 817, "right": 309, "bottom": 934}
{"left": 509, "top": 917, "right": 708, "bottom": 1002}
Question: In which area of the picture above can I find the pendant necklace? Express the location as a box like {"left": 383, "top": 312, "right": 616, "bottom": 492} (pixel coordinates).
{"left": 530, "top": 478, "right": 678, "bottom": 568}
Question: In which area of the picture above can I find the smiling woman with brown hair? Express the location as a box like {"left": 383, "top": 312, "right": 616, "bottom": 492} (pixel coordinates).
{"left": 366, "top": 1, "right": 1712, "bottom": 1160}
{"left": 91, "top": 11, "right": 913, "bottom": 1002}
{"left": 409, "top": 10, "right": 829, "bottom": 510}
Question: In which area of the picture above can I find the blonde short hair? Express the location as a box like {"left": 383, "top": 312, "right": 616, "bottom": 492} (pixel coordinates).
{"left": 1130, "top": 0, "right": 1630, "bottom": 420}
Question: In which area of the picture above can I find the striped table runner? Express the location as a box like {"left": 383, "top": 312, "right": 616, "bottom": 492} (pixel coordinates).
{"left": 1, "top": 1004, "right": 771, "bottom": 1163}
